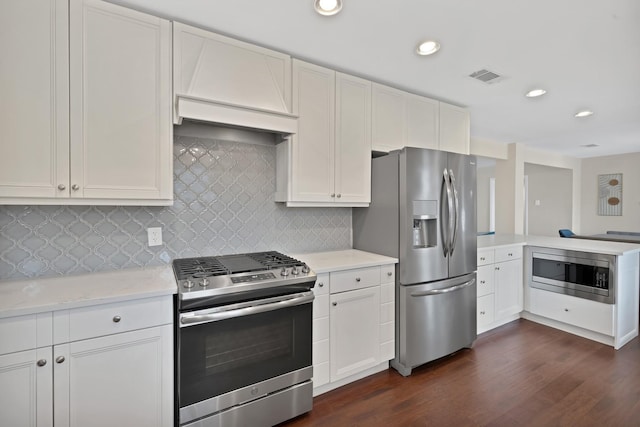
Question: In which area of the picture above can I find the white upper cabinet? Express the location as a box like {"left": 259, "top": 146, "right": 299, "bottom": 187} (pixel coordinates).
{"left": 439, "top": 102, "right": 471, "bottom": 154}
{"left": 0, "top": 0, "right": 69, "bottom": 200}
{"left": 276, "top": 60, "right": 371, "bottom": 207}
{"left": 0, "top": 0, "right": 173, "bottom": 205}
{"left": 371, "top": 83, "right": 470, "bottom": 154}
{"left": 69, "top": 0, "right": 173, "bottom": 203}
{"left": 172, "top": 23, "right": 296, "bottom": 134}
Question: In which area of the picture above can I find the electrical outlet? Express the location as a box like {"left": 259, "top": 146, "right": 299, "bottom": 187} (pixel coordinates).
{"left": 147, "top": 227, "right": 162, "bottom": 246}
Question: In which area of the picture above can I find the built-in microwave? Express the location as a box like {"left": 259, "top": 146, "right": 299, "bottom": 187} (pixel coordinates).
{"left": 527, "top": 246, "right": 615, "bottom": 304}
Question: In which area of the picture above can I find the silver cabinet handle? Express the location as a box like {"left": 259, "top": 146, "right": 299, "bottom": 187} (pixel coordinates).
{"left": 71, "top": 184, "right": 79, "bottom": 191}
{"left": 57, "top": 184, "right": 66, "bottom": 191}
{"left": 337, "top": 194, "right": 341, "bottom": 198}
{"left": 480, "top": 280, "right": 485, "bottom": 284}
{"left": 480, "top": 311, "right": 485, "bottom": 315}
{"left": 37, "top": 359, "right": 47, "bottom": 367}
{"left": 330, "top": 193, "right": 335, "bottom": 197}
{"left": 564, "top": 308, "right": 569, "bottom": 312}
{"left": 508, "top": 253, "right": 513, "bottom": 256}
{"left": 332, "top": 302, "right": 337, "bottom": 306}
{"left": 56, "top": 356, "right": 65, "bottom": 364}
{"left": 387, "top": 271, "right": 393, "bottom": 276}
{"left": 318, "top": 282, "right": 324, "bottom": 287}
{"left": 480, "top": 257, "right": 485, "bottom": 261}
{"left": 113, "top": 315, "right": 121, "bottom": 323}
{"left": 411, "top": 278, "right": 476, "bottom": 297}
{"left": 355, "top": 277, "right": 361, "bottom": 282}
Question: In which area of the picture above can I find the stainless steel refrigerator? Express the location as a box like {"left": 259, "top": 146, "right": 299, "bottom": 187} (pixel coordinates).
{"left": 353, "top": 147, "right": 477, "bottom": 376}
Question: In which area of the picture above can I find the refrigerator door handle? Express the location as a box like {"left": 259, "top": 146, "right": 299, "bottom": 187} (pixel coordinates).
{"left": 444, "top": 168, "right": 455, "bottom": 255}
{"left": 441, "top": 168, "right": 452, "bottom": 256}
{"left": 449, "top": 168, "right": 460, "bottom": 256}
{"left": 410, "top": 278, "right": 476, "bottom": 297}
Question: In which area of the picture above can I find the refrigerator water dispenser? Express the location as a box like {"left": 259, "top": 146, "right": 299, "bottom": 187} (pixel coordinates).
{"left": 412, "top": 200, "right": 437, "bottom": 248}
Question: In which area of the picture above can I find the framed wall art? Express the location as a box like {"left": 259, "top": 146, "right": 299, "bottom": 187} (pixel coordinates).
{"left": 598, "top": 173, "right": 622, "bottom": 216}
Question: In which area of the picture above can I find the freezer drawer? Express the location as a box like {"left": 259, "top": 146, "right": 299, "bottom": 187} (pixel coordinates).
{"left": 393, "top": 273, "right": 477, "bottom": 376}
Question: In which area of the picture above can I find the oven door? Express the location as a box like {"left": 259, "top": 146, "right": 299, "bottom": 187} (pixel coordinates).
{"left": 177, "top": 291, "right": 313, "bottom": 424}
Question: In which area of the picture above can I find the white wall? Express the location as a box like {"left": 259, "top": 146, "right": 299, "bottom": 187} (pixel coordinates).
{"left": 525, "top": 163, "right": 573, "bottom": 237}
{"left": 580, "top": 152, "right": 640, "bottom": 235}
{"left": 477, "top": 160, "right": 495, "bottom": 233}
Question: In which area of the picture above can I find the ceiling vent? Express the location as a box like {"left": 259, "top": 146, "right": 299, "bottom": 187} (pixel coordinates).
{"left": 581, "top": 144, "right": 599, "bottom": 148}
{"left": 468, "top": 69, "right": 505, "bottom": 84}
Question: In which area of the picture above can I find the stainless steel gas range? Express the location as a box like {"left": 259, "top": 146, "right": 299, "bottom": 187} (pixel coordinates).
{"left": 172, "top": 251, "right": 316, "bottom": 427}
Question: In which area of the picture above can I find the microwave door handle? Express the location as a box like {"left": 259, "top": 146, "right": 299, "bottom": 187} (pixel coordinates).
{"left": 179, "top": 292, "right": 314, "bottom": 327}
{"left": 449, "top": 169, "right": 459, "bottom": 256}
{"left": 410, "top": 278, "right": 476, "bottom": 297}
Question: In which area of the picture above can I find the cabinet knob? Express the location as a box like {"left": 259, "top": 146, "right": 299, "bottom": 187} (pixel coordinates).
{"left": 387, "top": 271, "right": 393, "bottom": 276}
{"left": 564, "top": 308, "right": 569, "bottom": 312}
{"left": 508, "top": 253, "right": 513, "bottom": 256}
{"left": 330, "top": 193, "right": 335, "bottom": 197}
{"left": 113, "top": 315, "right": 121, "bottom": 323}
{"left": 71, "top": 184, "right": 79, "bottom": 191}
{"left": 480, "top": 311, "right": 485, "bottom": 315}
{"left": 56, "top": 356, "right": 65, "bottom": 364}
{"left": 57, "top": 184, "right": 66, "bottom": 191}
{"left": 318, "top": 282, "right": 324, "bottom": 288}
{"left": 37, "top": 359, "right": 47, "bottom": 367}
{"left": 355, "top": 277, "right": 361, "bottom": 282}
{"left": 495, "top": 267, "right": 500, "bottom": 271}
{"left": 336, "top": 194, "right": 341, "bottom": 198}
{"left": 480, "top": 280, "right": 485, "bottom": 284}
{"left": 480, "top": 257, "right": 485, "bottom": 261}
{"left": 332, "top": 302, "right": 337, "bottom": 306}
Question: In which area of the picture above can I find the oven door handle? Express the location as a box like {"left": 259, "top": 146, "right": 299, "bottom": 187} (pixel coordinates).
{"left": 179, "top": 292, "right": 314, "bottom": 327}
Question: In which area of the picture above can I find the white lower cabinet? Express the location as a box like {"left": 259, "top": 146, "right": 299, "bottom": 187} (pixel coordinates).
{"left": 330, "top": 286, "right": 380, "bottom": 381}
{"left": 311, "top": 262, "right": 395, "bottom": 395}
{"left": 0, "top": 296, "right": 173, "bottom": 427}
{"left": 477, "top": 245, "right": 523, "bottom": 333}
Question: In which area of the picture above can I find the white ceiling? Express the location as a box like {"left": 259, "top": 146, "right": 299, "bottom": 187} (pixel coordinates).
{"left": 114, "top": 0, "right": 640, "bottom": 158}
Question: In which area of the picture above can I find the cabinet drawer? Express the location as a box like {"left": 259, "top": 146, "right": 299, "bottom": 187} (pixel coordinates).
{"left": 477, "top": 249, "right": 494, "bottom": 266}
{"left": 330, "top": 266, "right": 380, "bottom": 293}
{"left": 380, "top": 265, "right": 395, "bottom": 284}
{"left": 477, "top": 265, "right": 495, "bottom": 297}
{"left": 477, "top": 294, "right": 495, "bottom": 330}
{"left": 313, "top": 273, "right": 329, "bottom": 296}
{"left": 56, "top": 296, "right": 172, "bottom": 343}
{"left": 529, "top": 288, "right": 614, "bottom": 336}
{"left": 495, "top": 245, "right": 522, "bottom": 263}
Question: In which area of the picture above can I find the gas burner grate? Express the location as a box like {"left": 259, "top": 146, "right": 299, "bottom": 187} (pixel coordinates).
{"left": 172, "top": 251, "right": 305, "bottom": 280}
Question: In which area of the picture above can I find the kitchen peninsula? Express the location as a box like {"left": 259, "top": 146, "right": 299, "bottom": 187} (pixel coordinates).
{"left": 478, "top": 234, "right": 640, "bottom": 349}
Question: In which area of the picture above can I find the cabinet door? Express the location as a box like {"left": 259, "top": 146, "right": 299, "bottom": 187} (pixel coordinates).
{"left": 439, "top": 102, "right": 470, "bottom": 154}
{"left": 371, "top": 83, "right": 405, "bottom": 152}
{"left": 330, "top": 286, "right": 380, "bottom": 381}
{"left": 0, "top": 348, "right": 53, "bottom": 427}
{"left": 53, "top": 325, "right": 172, "bottom": 427}
{"left": 406, "top": 93, "right": 439, "bottom": 150}
{"left": 290, "top": 60, "right": 335, "bottom": 202}
{"left": 0, "top": 0, "right": 69, "bottom": 199}
{"left": 69, "top": 0, "right": 172, "bottom": 201}
{"left": 477, "top": 294, "right": 495, "bottom": 332}
{"left": 494, "top": 259, "right": 523, "bottom": 319}
{"left": 335, "top": 72, "right": 371, "bottom": 204}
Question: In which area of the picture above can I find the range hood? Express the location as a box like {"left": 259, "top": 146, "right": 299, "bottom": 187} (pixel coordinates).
{"left": 174, "top": 94, "right": 298, "bottom": 135}
{"left": 173, "top": 23, "right": 298, "bottom": 135}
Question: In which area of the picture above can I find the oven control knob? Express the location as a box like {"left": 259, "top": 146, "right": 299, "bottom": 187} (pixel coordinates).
{"left": 301, "top": 264, "right": 310, "bottom": 274}
{"left": 199, "top": 278, "right": 210, "bottom": 287}
{"left": 183, "top": 280, "right": 195, "bottom": 289}
{"left": 280, "top": 267, "right": 290, "bottom": 277}
{"left": 291, "top": 266, "right": 299, "bottom": 275}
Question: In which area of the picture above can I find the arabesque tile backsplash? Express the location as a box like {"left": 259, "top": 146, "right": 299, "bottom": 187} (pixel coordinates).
{"left": 0, "top": 127, "right": 352, "bottom": 280}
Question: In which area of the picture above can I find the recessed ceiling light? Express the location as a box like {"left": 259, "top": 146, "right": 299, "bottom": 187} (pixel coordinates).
{"left": 416, "top": 40, "right": 441, "bottom": 56}
{"left": 575, "top": 110, "right": 594, "bottom": 118}
{"left": 525, "top": 89, "right": 546, "bottom": 98}
{"left": 314, "top": 0, "right": 342, "bottom": 16}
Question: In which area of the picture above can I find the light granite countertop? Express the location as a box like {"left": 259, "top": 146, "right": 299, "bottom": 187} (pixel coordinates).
{"left": 293, "top": 249, "right": 398, "bottom": 274}
{"left": 0, "top": 265, "right": 177, "bottom": 319}
{"left": 478, "top": 234, "right": 640, "bottom": 256}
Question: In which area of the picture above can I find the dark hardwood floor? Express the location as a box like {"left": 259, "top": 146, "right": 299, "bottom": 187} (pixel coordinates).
{"left": 284, "top": 319, "right": 640, "bottom": 427}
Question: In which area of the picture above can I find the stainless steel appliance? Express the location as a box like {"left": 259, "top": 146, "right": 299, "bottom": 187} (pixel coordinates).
{"left": 172, "top": 251, "right": 316, "bottom": 427}
{"left": 527, "top": 246, "right": 615, "bottom": 304}
{"left": 353, "top": 147, "right": 477, "bottom": 376}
